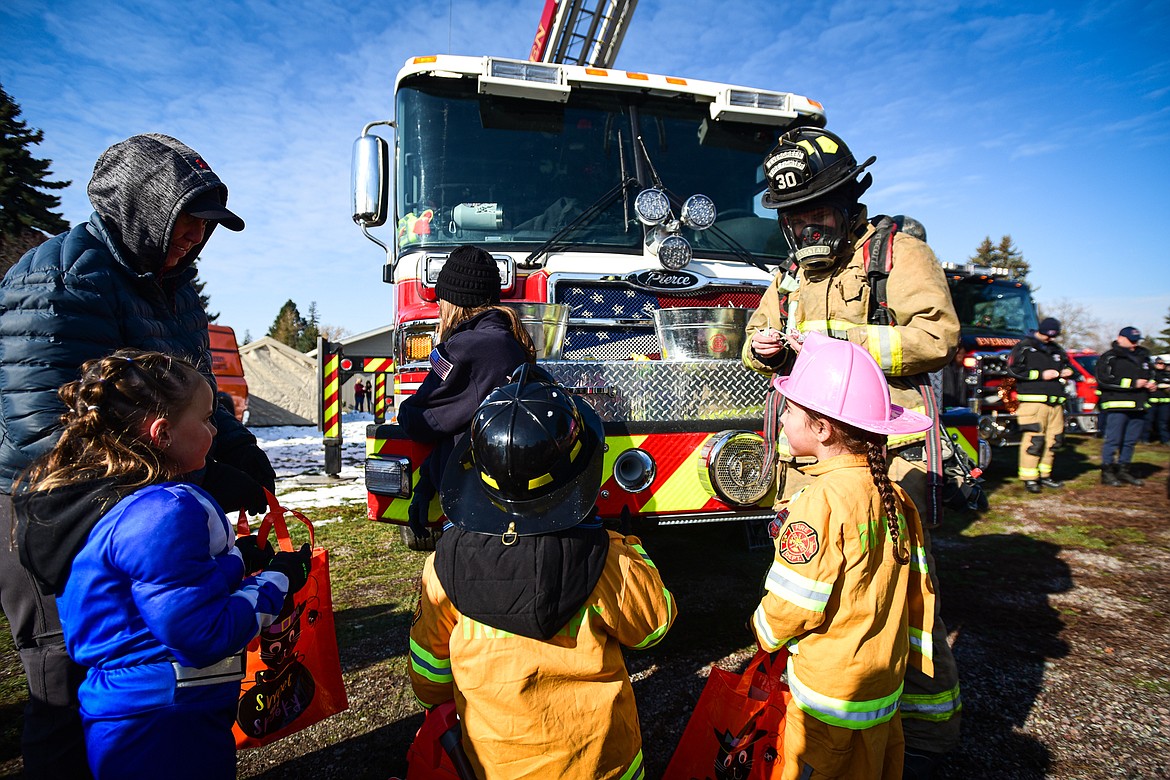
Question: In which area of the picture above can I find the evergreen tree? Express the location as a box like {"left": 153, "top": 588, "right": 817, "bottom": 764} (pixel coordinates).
{"left": 1150, "top": 306, "right": 1170, "bottom": 356}
{"left": 297, "top": 301, "right": 321, "bottom": 352}
{"left": 268, "top": 299, "right": 305, "bottom": 348}
{"left": 0, "top": 84, "right": 71, "bottom": 276}
{"left": 970, "top": 234, "right": 1029, "bottom": 279}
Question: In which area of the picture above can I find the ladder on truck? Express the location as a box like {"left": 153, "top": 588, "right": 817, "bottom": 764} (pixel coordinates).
{"left": 529, "top": 0, "right": 638, "bottom": 67}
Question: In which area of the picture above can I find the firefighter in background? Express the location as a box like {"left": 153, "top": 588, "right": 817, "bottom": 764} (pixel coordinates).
{"left": 1006, "top": 317, "right": 1073, "bottom": 493}
{"left": 742, "top": 127, "right": 961, "bottom": 778}
{"left": 1096, "top": 326, "right": 1154, "bottom": 486}
{"left": 408, "top": 365, "right": 675, "bottom": 780}
{"left": 1145, "top": 357, "right": 1170, "bottom": 445}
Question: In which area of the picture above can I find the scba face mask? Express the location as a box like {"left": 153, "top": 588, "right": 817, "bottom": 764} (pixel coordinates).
{"left": 779, "top": 204, "right": 849, "bottom": 271}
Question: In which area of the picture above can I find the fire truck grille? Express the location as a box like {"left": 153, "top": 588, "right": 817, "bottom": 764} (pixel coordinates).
{"left": 554, "top": 282, "right": 764, "bottom": 361}
{"left": 541, "top": 360, "right": 770, "bottom": 423}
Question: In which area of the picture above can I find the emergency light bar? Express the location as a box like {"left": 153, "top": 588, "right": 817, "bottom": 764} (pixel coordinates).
{"left": 710, "top": 88, "right": 797, "bottom": 124}
{"left": 480, "top": 58, "right": 570, "bottom": 102}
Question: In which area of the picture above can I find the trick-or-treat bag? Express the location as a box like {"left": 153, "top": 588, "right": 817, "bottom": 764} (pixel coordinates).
{"left": 233, "top": 490, "right": 348, "bottom": 749}
{"left": 663, "top": 649, "right": 790, "bottom": 780}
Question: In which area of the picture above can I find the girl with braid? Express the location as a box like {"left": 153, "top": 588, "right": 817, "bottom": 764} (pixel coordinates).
{"left": 12, "top": 349, "right": 311, "bottom": 779}
{"left": 750, "top": 332, "right": 937, "bottom": 780}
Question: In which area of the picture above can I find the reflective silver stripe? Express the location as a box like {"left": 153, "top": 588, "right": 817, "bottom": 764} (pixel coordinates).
{"left": 788, "top": 665, "right": 902, "bottom": 729}
{"left": 173, "top": 651, "right": 246, "bottom": 688}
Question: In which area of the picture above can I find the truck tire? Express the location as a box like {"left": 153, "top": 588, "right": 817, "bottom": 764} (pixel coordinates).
{"left": 400, "top": 523, "right": 440, "bottom": 552}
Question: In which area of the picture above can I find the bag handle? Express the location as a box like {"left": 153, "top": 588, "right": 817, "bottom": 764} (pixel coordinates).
{"left": 734, "top": 648, "right": 790, "bottom": 699}
{"left": 236, "top": 488, "right": 315, "bottom": 553}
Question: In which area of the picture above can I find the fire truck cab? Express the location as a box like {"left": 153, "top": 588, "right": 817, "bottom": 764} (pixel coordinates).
{"left": 349, "top": 54, "right": 827, "bottom": 547}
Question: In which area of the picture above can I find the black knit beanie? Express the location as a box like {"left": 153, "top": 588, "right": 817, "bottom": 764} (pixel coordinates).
{"left": 435, "top": 245, "right": 501, "bottom": 307}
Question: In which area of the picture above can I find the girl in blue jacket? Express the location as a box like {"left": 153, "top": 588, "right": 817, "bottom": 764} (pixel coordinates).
{"left": 14, "top": 350, "right": 312, "bottom": 779}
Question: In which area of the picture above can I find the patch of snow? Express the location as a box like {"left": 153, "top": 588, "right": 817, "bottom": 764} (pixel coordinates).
{"left": 254, "top": 412, "right": 370, "bottom": 508}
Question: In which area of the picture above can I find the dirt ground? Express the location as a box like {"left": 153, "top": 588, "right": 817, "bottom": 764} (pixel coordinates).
{"left": 3, "top": 437, "right": 1169, "bottom": 778}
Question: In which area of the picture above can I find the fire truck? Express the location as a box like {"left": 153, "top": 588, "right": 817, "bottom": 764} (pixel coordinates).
{"left": 942, "top": 263, "right": 1091, "bottom": 445}
{"left": 329, "top": 4, "right": 843, "bottom": 547}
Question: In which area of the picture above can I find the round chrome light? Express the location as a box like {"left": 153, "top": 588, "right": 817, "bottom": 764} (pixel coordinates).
{"left": 613, "top": 449, "right": 656, "bottom": 493}
{"left": 634, "top": 188, "right": 671, "bottom": 226}
{"left": 697, "top": 431, "right": 772, "bottom": 507}
{"left": 680, "top": 194, "right": 717, "bottom": 230}
{"left": 656, "top": 234, "right": 692, "bottom": 270}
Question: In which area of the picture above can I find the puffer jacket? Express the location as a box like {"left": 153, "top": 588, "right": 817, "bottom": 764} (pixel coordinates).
{"left": 409, "top": 526, "right": 676, "bottom": 780}
{"left": 0, "top": 134, "right": 254, "bottom": 491}
{"left": 743, "top": 215, "right": 960, "bottom": 450}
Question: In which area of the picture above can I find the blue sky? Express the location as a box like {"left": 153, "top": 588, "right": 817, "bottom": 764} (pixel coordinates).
{"left": 3, "top": 0, "right": 1168, "bottom": 344}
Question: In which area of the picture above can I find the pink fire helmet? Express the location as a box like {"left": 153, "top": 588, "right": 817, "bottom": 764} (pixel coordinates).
{"left": 772, "top": 331, "right": 933, "bottom": 436}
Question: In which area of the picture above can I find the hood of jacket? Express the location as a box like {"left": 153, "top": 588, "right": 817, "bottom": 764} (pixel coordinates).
{"left": 13, "top": 478, "right": 125, "bottom": 595}
{"left": 86, "top": 134, "right": 232, "bottom": 276}
{"left": 433, "top": 524, "right": 609, "bottom": 640}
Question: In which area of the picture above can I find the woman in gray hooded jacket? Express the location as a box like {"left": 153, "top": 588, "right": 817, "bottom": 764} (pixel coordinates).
{"left": 0, "top": 134, "right": 275, "bottom": 778}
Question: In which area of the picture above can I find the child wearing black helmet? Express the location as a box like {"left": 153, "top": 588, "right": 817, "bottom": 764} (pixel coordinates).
{"left": 408, "top": 364, "right": 677, "bottom": 780}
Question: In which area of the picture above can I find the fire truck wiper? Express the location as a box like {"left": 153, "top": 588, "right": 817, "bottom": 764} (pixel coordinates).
{"left": 522, "top": 177, "right": 641, "bottom": 269}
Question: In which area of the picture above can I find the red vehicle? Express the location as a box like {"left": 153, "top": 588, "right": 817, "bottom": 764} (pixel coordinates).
{"left": 208, "top": 324, "right": 249, "bottom": 424}
{"left": 1065, "top": 350, "right": 1099, "bottom": 434}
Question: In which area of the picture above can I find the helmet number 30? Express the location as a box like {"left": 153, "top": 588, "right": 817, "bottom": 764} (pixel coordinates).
{"left": 774, "top": 171, "right": 799, "bottom": 190}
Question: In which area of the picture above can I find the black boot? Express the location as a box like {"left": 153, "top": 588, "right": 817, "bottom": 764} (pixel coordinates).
{"left": 1117, "top": 464, "right": 1145, "bottom": 486}
{"left": 1101, "top": 464, "right": 1122, "bottom": 486}
{"left": 1024, "top": 480, "right": 1042, "bottom": 494}
{"left": 1039, "top": 477, "right": 1064, "bottom": 489}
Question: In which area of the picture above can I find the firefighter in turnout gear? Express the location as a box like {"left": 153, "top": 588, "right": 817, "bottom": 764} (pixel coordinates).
{"left": 408, "top": 365, "right": 675, "bottom": 780}
{"left": 743, "top": 127, "right": 962, "bottom": 775}
{"left": 1096, "top": 326, "right": 1153, "bottom": 486}
{"left": 1006, "top": 317, "right": 1073, "bottom": 493}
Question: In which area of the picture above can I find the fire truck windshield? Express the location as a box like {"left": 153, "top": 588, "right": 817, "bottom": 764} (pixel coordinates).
{"left": 949, "top": 280, "right": 1040, "bottom": 335}
{"left": 395, "top": 76, "right": 789, "bottom": 263}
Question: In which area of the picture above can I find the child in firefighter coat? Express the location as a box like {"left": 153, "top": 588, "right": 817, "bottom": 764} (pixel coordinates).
{"left": 751, "top": 333, "right": 936, "bottom": 780}
{"left": 409, "top": 365, "right": 676, "bottom": 780}
{"left": 13, "top": 350, "right": 312, "bottom": 780}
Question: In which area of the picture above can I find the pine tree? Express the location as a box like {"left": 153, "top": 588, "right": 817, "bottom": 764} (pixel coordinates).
{"left": 297, "top": 301, "right": 321, "bottom": 352}
{"left": 268, "top": 300, "right": 305, "bottom": 348}
{"left": 970, "top": 234, "right": 1028, "bottom": 279}
{"left": 1150, "top": 306, "right": 1170, "bottom": 356}
{"left": 0, "top": 84, "right": 71, "bottom": 276}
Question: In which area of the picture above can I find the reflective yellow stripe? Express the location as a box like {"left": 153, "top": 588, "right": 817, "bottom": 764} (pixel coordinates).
{"left": 1019, "top": 467, "right": 1040, "bottom": 479}
{"left": 1018, "top": 394, "right": 1062, "bottom": 403}
{"left": 909, "top": 627, "right": 933, "bottom": 661}
{"left": 1120, "top": 378, "right": 1132, "bottom": 388}
{"left": 900, "top": 684, "right": 962, "bottom": 721}
{"left": 799, "top": 319, "right": 861, "bottom": 340}
{"left": 752, "top": 604, "right": 785, "bottom": 651}
{"left": 409, "top": 638, "right": 453, "bottom": 684}
{"left": 764, "top": 560, "right": 833, "bottom": 613}
{"left": 528, "top": 473, "right": 552, "bottom": 489}
{"left": 481, "top": 472, "right": 499, "bottom": 488}
{"left": 618, "top": 749, "right": 645, "bottom": 780}
{"left": 865, "top": 325, "right": 903, "bottom": 375}
{"left": 1100, "top": 400, "right": 1137, "bottom": 409}
{"left": 789, "top": 664, "right": 902, "bottom": 729}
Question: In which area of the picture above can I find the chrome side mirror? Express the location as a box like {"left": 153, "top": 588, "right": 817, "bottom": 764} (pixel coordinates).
{"left": 351, "top": 134, "right": 389, "bottom": 228}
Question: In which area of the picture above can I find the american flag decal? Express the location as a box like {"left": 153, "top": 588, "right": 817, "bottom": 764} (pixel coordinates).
{"left": 430, "top": 347, "right": 454, "bottom": 381}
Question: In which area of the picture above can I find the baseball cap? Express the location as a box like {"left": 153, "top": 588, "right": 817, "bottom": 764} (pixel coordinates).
{"left": 1118, "top": 326, "right": 1142, "bottom": 342}
{"left": 185, "top": 191, "right": 245, "bottom": 231}
{"left": 1037, "top": 317, "right": 1061, "bottom": 337}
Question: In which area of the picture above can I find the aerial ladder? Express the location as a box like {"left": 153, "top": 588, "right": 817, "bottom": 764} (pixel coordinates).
{"left": 529, "top": 0, "right": 637, "bottom": 67}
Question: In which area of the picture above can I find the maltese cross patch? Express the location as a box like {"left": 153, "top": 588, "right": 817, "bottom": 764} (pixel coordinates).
{"left": 779, "top": 521, "right": 819, "bottom": 564}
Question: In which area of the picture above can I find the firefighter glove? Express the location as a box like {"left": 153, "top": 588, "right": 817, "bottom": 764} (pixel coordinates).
{"left": 268, "top": 543, "right": 313, "bottom": 595}
{"left": 235, "top": 534, "right": 275, "bottom": 574}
